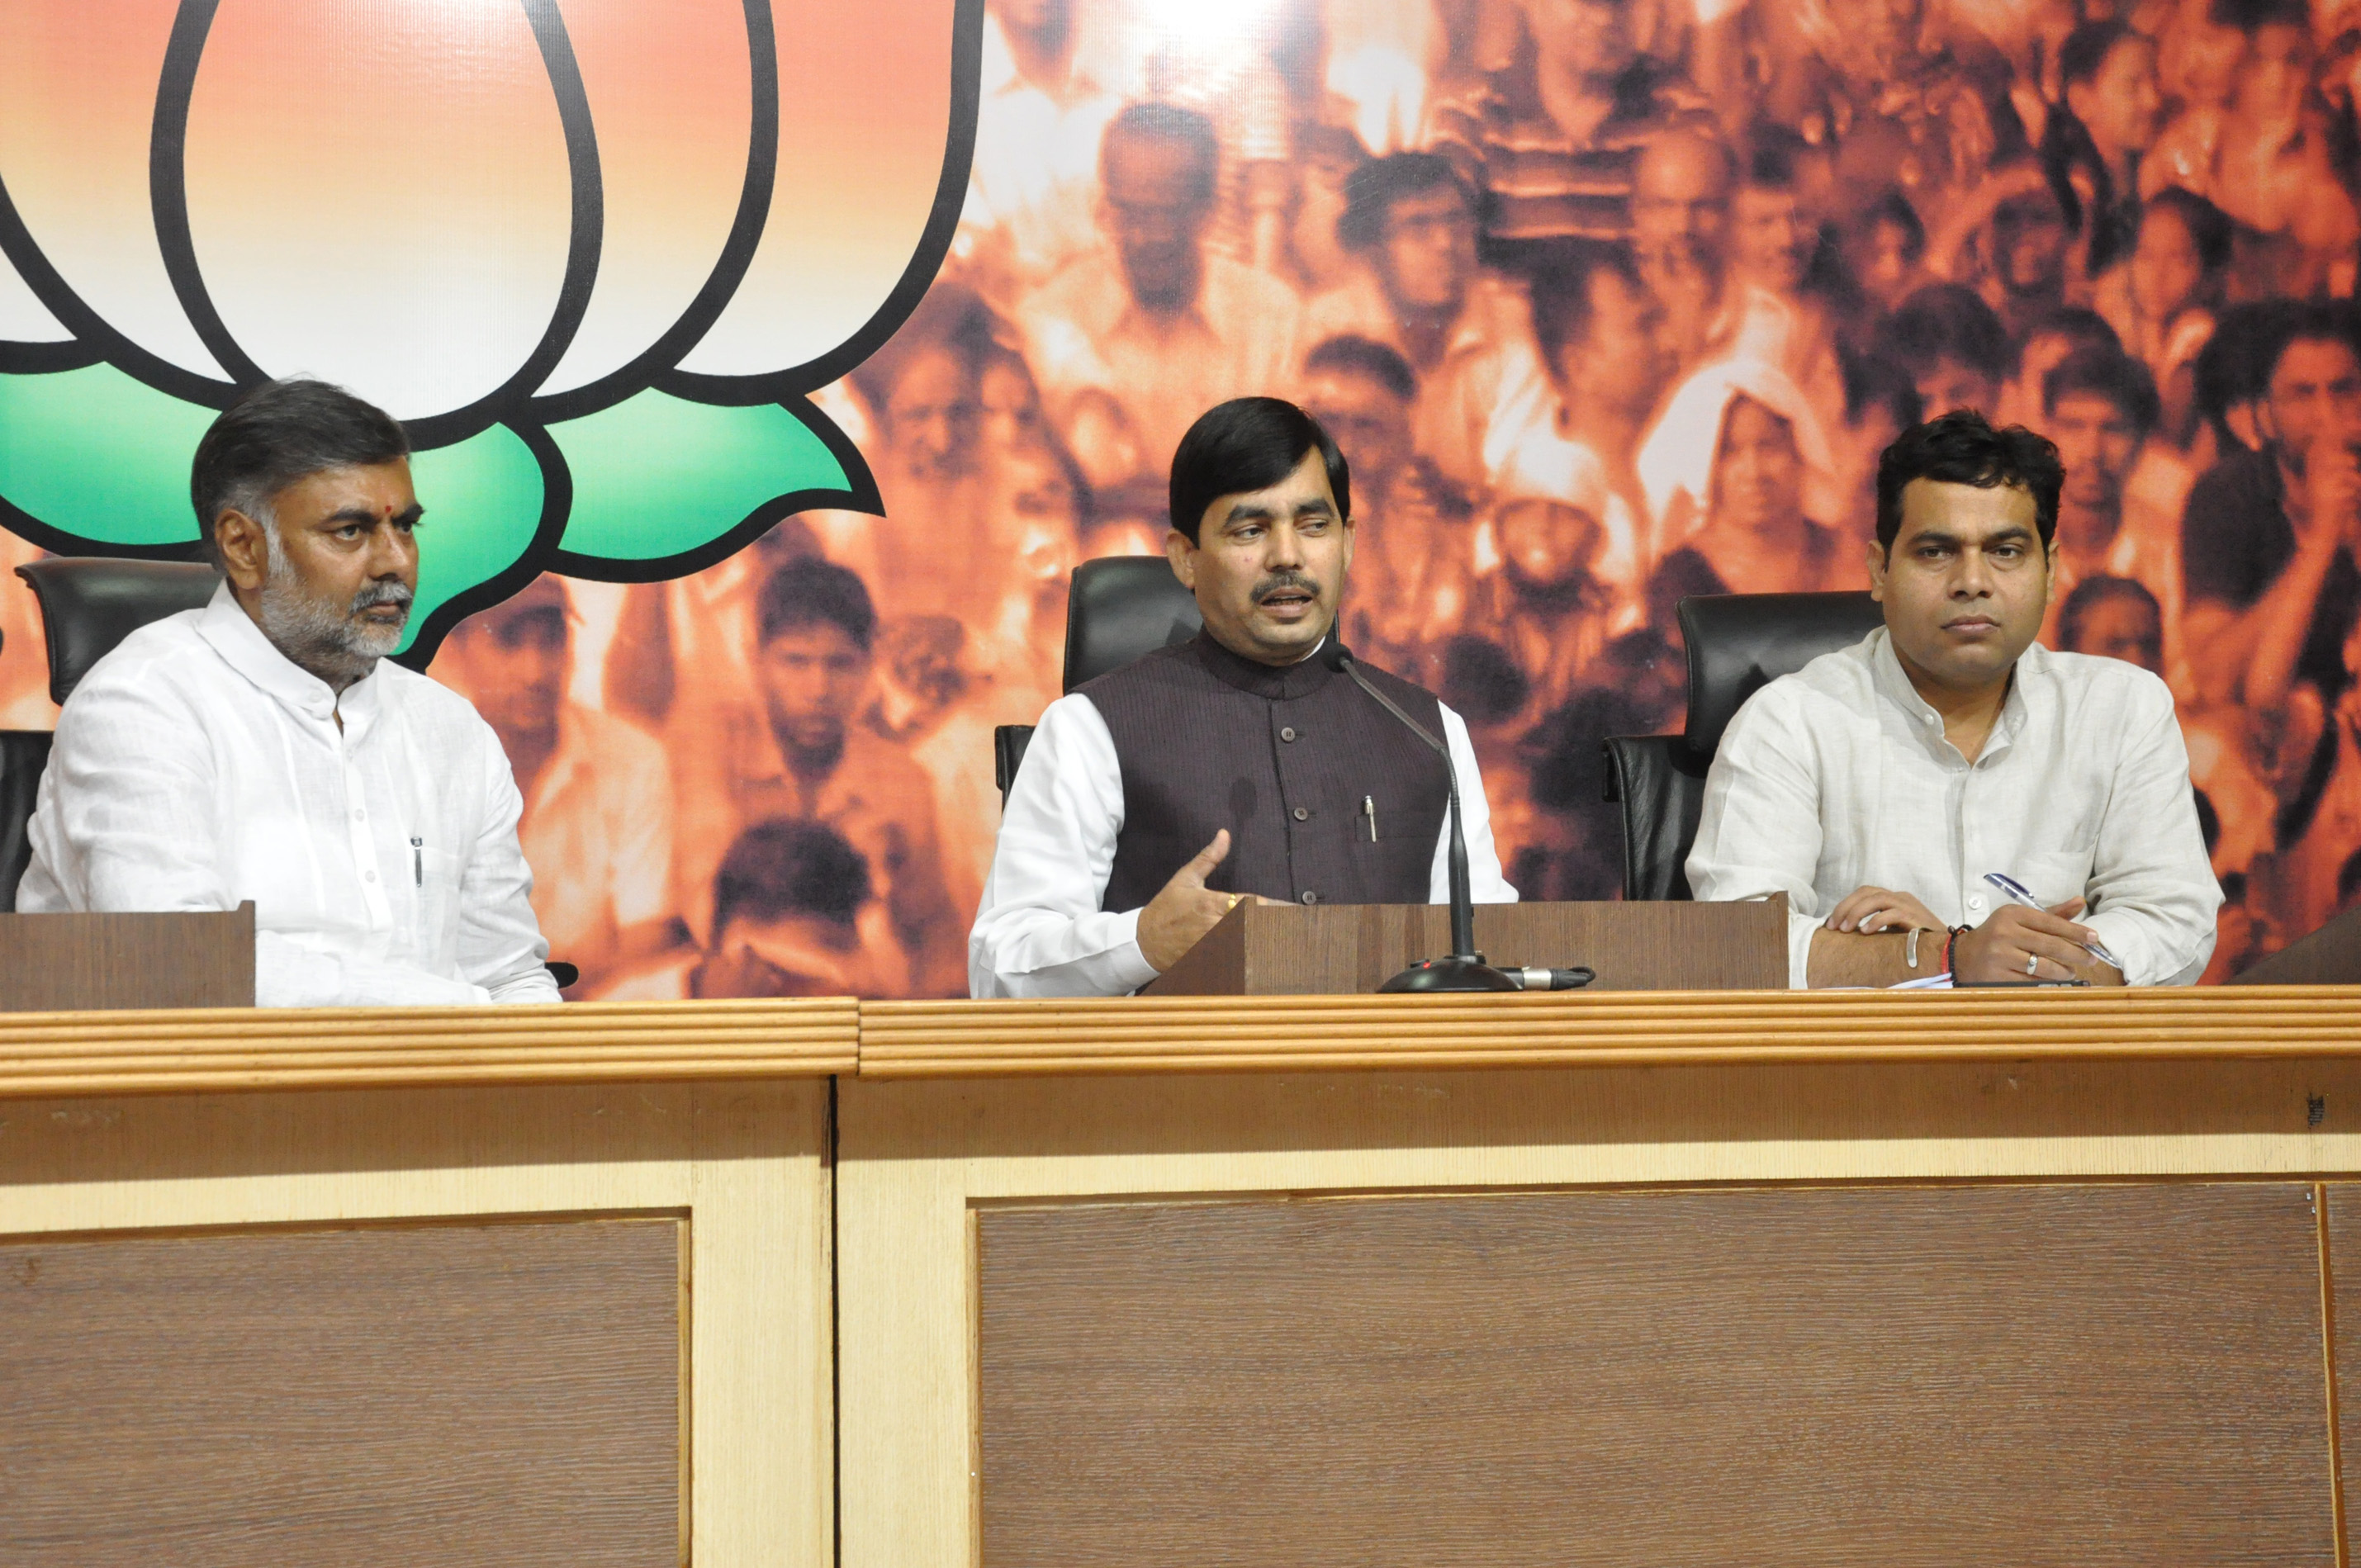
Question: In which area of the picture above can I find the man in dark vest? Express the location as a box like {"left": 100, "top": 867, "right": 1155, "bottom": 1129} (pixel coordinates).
{"left": 969, "top": 396, "right": 1518, "bottom": 997}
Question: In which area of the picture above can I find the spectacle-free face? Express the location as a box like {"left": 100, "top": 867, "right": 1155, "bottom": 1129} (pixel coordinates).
{"left": 1168, "top": 448, "right": 1354, "bottom": 666}
{"left": 1869, "top": 478, "right": 2052, "bottom": 694}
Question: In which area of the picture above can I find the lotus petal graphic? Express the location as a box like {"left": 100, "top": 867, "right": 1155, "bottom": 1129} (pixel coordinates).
{"left": 0, "top": 0, "right": 980, "bottom": 662}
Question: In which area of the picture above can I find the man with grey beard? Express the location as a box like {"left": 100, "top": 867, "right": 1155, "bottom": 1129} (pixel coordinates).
{"left": 18, "top": 378, "right": 560, "bottom": 1006}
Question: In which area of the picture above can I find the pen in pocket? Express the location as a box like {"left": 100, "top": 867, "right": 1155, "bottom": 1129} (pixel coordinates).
{"left": 411, "top": 836, "right": 423, "bottom": 888}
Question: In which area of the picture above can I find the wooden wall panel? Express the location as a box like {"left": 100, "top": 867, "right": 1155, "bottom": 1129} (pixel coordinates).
{"left": 0, "top": 1216, "right": 683, "bottom": 1568}
{"left": 977, "top": 1182, "right": 2333, "bottom": 1568}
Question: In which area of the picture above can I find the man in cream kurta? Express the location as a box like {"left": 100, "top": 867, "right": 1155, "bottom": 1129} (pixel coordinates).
{"left": 19, "top": 377, "right": 557, "bottom": 1007}
{"left": 1686, "top": 410, "right": 2218, "bottom": 988}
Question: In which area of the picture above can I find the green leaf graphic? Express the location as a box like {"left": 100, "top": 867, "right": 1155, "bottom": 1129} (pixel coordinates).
{"left": 0, "top": 364, "right": 216, "bottom": 547}
{"left": 401, "top": 423, "right": 548, "bottom": 653}
{"left": 550, "top": 390, "right": 847, "bottom": 562}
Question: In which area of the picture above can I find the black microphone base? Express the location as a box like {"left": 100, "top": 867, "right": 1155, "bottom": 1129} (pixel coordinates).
{"left": 1377, "top": 955, "right": 1521, "bottom": 993}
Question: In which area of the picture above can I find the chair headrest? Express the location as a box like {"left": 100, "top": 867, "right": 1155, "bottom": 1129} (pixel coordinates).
{"left": 17, "top": 558, "right": 220, "bottom": 704}
{"left": 1679, "top": 590, "right": 1885, "bottom": 754}
{"left": 1063, "top": 556, "right": 1203, "bottom": 693}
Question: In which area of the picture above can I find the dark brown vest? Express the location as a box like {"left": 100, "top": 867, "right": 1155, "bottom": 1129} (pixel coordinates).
{"left": 1079, "top": 632, "right": 1451, "bottom": 912}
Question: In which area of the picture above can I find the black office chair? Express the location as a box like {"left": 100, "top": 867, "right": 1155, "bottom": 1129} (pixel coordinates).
{"left": 17, "top": 558, "right": 220, "bottom": 704}
{"left": 1603, "top": 591, "right": 1884, "bottom": 900}
{"left": 994, "top": 557, "right": 1202, "bottom": 800}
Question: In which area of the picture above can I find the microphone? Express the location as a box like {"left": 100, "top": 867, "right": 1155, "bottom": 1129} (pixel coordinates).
{"left": 1323, "top": 640, "right": 1519, "bottom": 992}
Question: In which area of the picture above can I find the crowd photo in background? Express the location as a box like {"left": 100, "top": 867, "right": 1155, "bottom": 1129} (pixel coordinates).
{"left": 57, "top": 0, "right": 2346, "bottom": 997}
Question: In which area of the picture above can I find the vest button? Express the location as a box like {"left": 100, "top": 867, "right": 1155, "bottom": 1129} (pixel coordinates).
{"left": 1300, "top": 890, "right": 1319, "bottom": 905}
{"left": 1280, "top": 726, "right": 1297, "bottom": 741}
{"left": 1292, "top": 806, "right": 1309, "bottom": 821}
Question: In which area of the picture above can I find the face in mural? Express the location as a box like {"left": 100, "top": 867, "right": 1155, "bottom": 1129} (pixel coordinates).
{"left": 1169, "top": 449, "right": 1354, "bottom": 666}
{"left": 758, "top": 622, "right": 873, "bottom": 760}
{"left": 1301, "top": 368, "right": 1414, "bottom": 501}
{"left": 443, "top": 593, "right": 568, "bottom": 757}
{"left": 1526, "top": 0, "right": 1638, "bottom": 83}
{"left": 2068, "top": 34, "right": 2164, "bottom": 161}
{"left": 1632, "top": 134, "right": 1733, "bottom": 281}
{"left": 1377, "top": 185, "right": 1479, "bottom": 319}
{"left": 1712, "top": 396, "right": 1804, "bottom": 537}
{"left": 1498, "top": 498, "right": 1603, "bottom": 593}
{"left": 1870, "top": 479, "right": 2053, "bottom": 694}
{"left": 2049, "top": 391, "right": 2142, "bottom": 519}
{"left": 1101, "top": 127, "right": 1213, "bottom": 314}
{"left": 2264, "top": 336, "right": 2361, "bottom": 476}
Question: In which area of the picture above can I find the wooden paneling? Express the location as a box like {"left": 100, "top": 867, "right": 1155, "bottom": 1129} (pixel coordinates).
{"left": 0, "top": 905, "right": 254, "bottom": 1011}
{"left": 0, "top": 997, "right": 856, "bottom": 1099}
{"left": 860, "top": 985, "right": 2361, "bottom": 1078}
{"left": 2, "top": 1078, "right": 837, "bottom": 1568}
{"left": 976, "top": 1182, "right": 2333, "bottom": 1567}
{"left": 0, "top": 1216, "right": 682, "bottom": 1567}
{"left": 1143, "top": 898, "right": 1787, "bottom": 994}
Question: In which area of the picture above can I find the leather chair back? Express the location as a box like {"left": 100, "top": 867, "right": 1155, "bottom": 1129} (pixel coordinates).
{"left": 1061, "top": 556, "right": 1202, "bottom": 693}
{"left": 998, "top": 557, "right": 1207, "bottom": 803}
{"left": 0, "top": 729, "right": 54, "bottom": 910}
{"left": 1607, "top": 591, "right": 1883, "bottom": 900}
{"left": 18, "top": 558, "right": 219, "bottom": 704}
{"left": 1679, "top": 591, "right": 1883, "bottom": 753}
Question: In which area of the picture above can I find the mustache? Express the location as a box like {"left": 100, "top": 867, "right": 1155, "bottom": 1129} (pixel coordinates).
{"left": 351, "top": 580, "right": 413, "bottom": 616}
{"left": 1252, "top": 571, "right": 1320, "bottom": 604}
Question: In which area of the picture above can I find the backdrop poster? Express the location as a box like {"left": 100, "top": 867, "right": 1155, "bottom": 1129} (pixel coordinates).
{"left": 0, "top": 0, "right": 2348, "bottom": 994}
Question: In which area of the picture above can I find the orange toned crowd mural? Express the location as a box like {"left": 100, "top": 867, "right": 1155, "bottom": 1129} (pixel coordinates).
{"left": 0, "top": 0, "right": 2354, "bottom": 994}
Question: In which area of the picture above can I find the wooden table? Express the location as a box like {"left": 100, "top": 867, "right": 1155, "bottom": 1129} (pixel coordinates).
{"left": 843, "top": 988, "right": 2361, "bottom": 1568}
{"left": 17, "top": 988, "right": 2361, "bottom": 1566}
{"left": 0, "top": 1001, "right": 851, "bottom": 1568}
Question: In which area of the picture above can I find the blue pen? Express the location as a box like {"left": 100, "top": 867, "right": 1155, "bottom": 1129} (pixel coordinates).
{"left": 1984, "top": 871, "right": 2123, "bottom": 970}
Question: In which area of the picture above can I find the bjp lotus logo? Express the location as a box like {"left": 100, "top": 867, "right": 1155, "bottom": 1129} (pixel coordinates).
{"left": 0, "top": 0, "right": 979, "bottom": 661}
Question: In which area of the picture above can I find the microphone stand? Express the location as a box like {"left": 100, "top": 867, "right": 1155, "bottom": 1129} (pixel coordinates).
{"left": 1325, "top": 642, "right": 1518, "bottom": 992}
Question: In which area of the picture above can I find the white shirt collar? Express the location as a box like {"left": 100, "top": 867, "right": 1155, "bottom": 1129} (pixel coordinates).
{"left": 193, "top": 579, "right": 386, "bottom": 736}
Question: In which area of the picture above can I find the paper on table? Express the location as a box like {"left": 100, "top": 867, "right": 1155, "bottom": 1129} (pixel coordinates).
{"left": 1888, "top": 972, "right": 1954, "bottom": 990}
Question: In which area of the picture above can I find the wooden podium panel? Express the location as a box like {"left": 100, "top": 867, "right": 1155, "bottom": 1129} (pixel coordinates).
{"left": 0, "top": 903, "right": 254, "bottom": 1011}
{"left": 2, "top": 1218, "right": 683, "bottom": 1566}
{"left": 0, "top": 1001, "right": 853, "bottom": 1568}
{"left": 837, "top": 992, "right": 2361, "bottom": 1568}
{"left": 977, "top": 1183, "right": 2330, "bottom": 1566}
{"left": 1143, "top": 898, "right": 1786, "bottom": 994}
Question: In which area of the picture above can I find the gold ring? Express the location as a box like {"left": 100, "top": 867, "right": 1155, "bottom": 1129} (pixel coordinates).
{"left": 1228, "top": 893, "right": 1242, "bottom": 910}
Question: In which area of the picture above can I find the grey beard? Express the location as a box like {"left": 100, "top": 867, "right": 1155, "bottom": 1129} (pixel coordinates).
{"left": 255, "top": 534, "right": 411, "bottom": 689}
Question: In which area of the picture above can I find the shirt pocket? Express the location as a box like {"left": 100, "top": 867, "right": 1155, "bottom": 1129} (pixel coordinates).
{"left": 2014, "top": 846, "right": 2097, "bottom": 910}
{"left": 412, "top": 845, "right": 465, "bottom": 959}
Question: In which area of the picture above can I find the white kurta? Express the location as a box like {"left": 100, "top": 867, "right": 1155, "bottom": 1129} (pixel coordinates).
{"left": 20, "top": 583, "right": 560, "bottom": 1007}
{"left": 1686, "top": 628, "right": 2221, "bottom": 988}
{"left": 969, "top": 691, "right": 1518, "bottom": 999}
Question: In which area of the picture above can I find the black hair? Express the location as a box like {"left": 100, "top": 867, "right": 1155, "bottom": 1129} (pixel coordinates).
{"left": 2265, "top": 300, "right": 2361, "bottom": 387}
{"left": 1102, "top": 101, "right": 1220, "bottom": 206}
{"left": 712, "top": 817, "right": 871, "bottom": 934}
{"left": 2060, "top": 19, "right": 2141, "bottom": 85}
{"left": 2042, "top": 343, "right": 2162, "bottom": 434}
{"left": 2141, "top": 187, "right": 2236, "bottom": 277}
{"left": 1303, "top": 334, "right": 1419, "bottom": 403}
{"left": 2211, "top": 0, "right": 2307, "bottom": 32}
{"left": 755, "top": 557, "right": 877, "bottom": 651}
{"left": 2027, "top": 306, "right": 2122, "bottom": 357}
{"left": 1742, "top": 124, "right": 1808, "bottom": 191}
{"left": 1875, "top": 409, "right": 2065, "bottom": 553}
{"left": 189, "top": 378, "right": 410, "bottom": 569}
{"left": 1528, "top": 240, "right": 1644, "bottom": 356}
{"left": 1856, "top": 187, "right": 1927, "bottom": 264}
{"left": 2193, "top": 298, "right": 2306, "bottom": 443}
{"left": 2059, "top": 572, "right": 2162, "bottom": 652}
{"left": 1338, "top": 152, "right": 1475, "bottom": 252}
{"left": 1842, "top": 351, "right": 1923, "bottom": 431}
{"left": 1438, "top": 634, "right": 1528, "bottom": 726}
{"left": 1169, "top": 396, "right": 1350, "bottom": 543}
{"left": 1873, "top": 283, "right": 2013, "bottom": 389}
